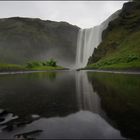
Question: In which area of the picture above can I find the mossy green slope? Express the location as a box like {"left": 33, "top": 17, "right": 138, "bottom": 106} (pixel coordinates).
{"left": 0, "top": 17, "right": 79, "bottom": 66}
{"left": 0, "top": 63, "right": 65, "bottom": 72}
{"left": 0, "top": 63, "right": 27, "bottom": 72}
{"left": 88, "top": 2, "right": 140, "bottom": 71}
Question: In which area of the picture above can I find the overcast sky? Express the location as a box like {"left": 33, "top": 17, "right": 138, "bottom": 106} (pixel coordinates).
{"left": 0, "top": 1, "right": 127, "bottom": 28}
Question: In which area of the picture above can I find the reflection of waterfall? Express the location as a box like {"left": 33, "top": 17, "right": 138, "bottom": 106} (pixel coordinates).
{"left": 75, "top": 71, "right": 102, "bottom": 114}
{"left": 74, "top": 10, "right": 120, "bottom": 69}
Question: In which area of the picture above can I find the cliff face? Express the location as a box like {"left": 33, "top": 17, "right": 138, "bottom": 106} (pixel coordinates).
{"left": 0, "top": 17, "right": 79, "bottom": 67}
{"left": 88, "top": 2, "right": 140, "bottom": 70}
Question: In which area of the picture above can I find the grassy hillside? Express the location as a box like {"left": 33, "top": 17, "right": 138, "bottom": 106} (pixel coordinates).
{"left": 0, "top": 63, "right": 64, "bottom": 72}
{"left": 0, "top": 17, "right": 79, "bottom": 67}
{"left": 87, "top": 2, "right": 140, "bottom": 71}
{"left": 0, "top": 63, "right": 27, "bottom": 72}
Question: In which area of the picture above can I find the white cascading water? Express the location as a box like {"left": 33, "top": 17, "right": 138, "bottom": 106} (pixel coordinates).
{"left": 74, "top": 10, "right": 120, "bottom": 69}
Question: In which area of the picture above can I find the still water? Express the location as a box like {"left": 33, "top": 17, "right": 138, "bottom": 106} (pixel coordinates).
{"left": 0, "top": 70, "right": 139, "bottom": 139}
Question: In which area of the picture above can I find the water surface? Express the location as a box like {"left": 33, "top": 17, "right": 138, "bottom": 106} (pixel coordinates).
{"left": 0, "top": 70, "right": 139, "bottom": 139}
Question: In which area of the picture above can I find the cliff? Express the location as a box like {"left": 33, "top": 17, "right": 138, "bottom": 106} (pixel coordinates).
{"left": 88, "top": 2, "right": 140, "bottom": 70}
{"left": 0, "top": 17, "right": 79, "bottom": 67}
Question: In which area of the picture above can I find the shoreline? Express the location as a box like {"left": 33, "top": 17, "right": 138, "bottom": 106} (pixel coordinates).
{"left": 84, "top": 69, "right": 140, "bottom": 75}
{"left": 0, "top": 69, "right": 140, "bottom": 75}
{"left": 0, "top": 69, "right": 69, "bottom": 75}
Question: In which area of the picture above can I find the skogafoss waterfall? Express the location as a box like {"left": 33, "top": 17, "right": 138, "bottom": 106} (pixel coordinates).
{"left": 74, "top": 10, "right": 120, "bottom": 69}
{"left": 75, "top": 26, "right": 102, "bottom": 69}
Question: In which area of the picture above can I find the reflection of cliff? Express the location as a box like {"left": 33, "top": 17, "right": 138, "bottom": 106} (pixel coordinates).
{"left": 87, "top": 72, "right": 140, "bottom": 139}
{"left": 0, "top": 72, "right": 78, "bottom": 118}
{"left": 0, "top": 71, "right": 124, "bottom": 139}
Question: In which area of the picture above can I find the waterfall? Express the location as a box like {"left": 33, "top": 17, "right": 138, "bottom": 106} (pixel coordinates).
{"left": 74, "top": 10, "right": 120, "bottom": 69}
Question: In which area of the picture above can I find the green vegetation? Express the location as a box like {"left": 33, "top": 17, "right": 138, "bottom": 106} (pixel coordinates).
{"left": 26, "top": 59, "right": 63, "bottom": 70}
{"left": 87, "top": 2, "right": 140, "bottom": 71}
{"left": 0, "top": 59, "right": 64, "bottom": 72}
{"left": 87, "top": 57, "right": 140, "bottom": 70}
{"left": 0, "top": 63, "right": 27, "bottom": 72}
{"left": 46, "top": 59, "right": 56, "bottom": 67}
{"left": 87, "top": 62, "right": 140, "bottom": 70}
{"left": 27, "top": 65, "right": 63, "bottom": 71}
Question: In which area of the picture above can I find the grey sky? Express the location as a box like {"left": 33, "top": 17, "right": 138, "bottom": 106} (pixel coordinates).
{"left": 0, "top": 1, "right": 127, "bottom": 28}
